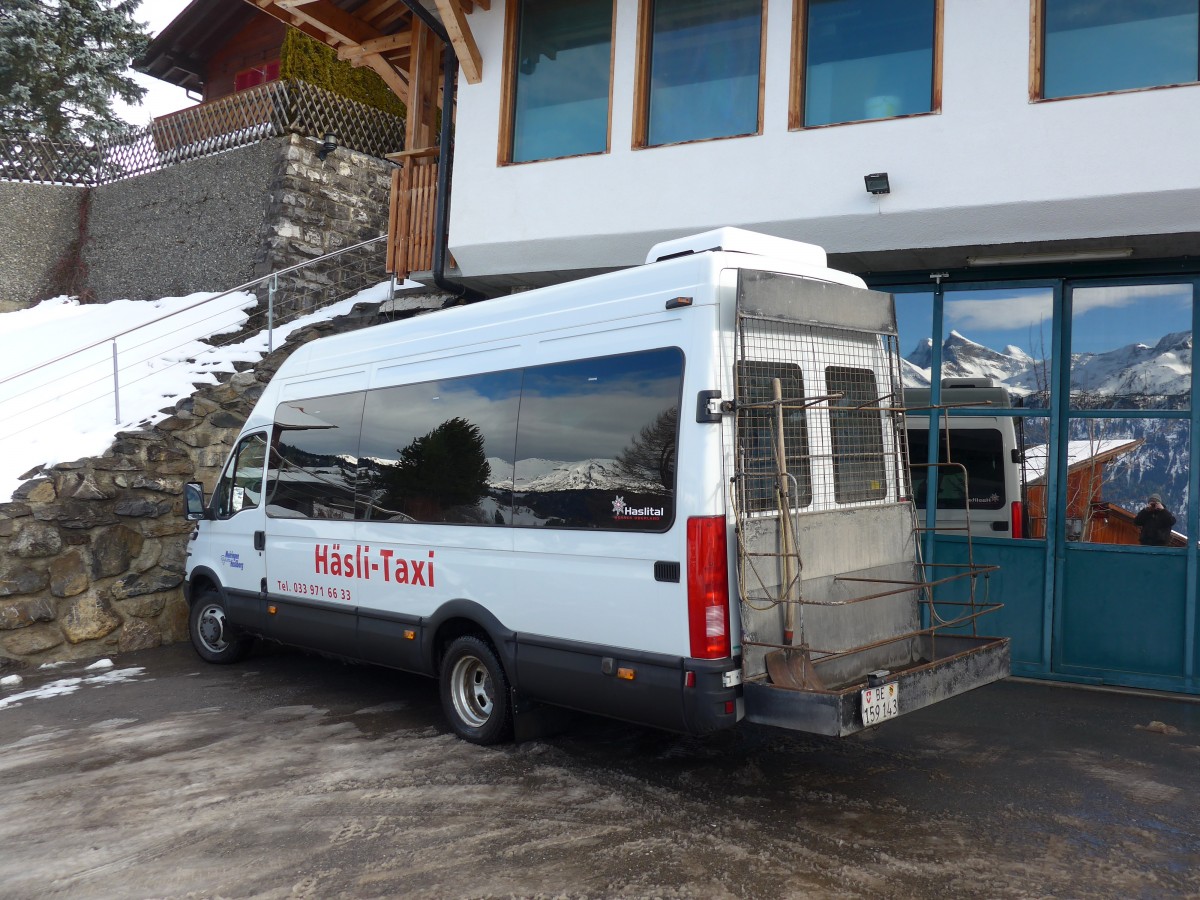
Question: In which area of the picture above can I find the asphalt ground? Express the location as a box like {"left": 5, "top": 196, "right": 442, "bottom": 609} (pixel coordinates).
{"left": 1, "top": 643, "right": 1197, "bottom": 899}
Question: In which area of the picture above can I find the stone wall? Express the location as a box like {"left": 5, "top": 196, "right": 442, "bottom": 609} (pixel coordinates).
{"left": 1, "top": 133, "right": 396, "bottom": 306}
{"left": 0, "top": 182, "right": 84, "bottom": 311}
{"left": 0, "top": 298, "right": 443, "bottom": 669}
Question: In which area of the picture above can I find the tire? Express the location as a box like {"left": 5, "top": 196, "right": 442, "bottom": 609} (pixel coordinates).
{"left": 439, "top": 635, "right": 513, "bottom": 745}
{"left": 188, "top": 589, "right": 253, "bottom": 664}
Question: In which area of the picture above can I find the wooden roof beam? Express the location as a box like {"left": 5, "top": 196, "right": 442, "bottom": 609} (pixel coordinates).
{"left": 275, "top": 0, "right": 379, "bottom": 46}
{"left": 241, "top": 0, "right": 332, "bottom": 44}
{"left": 431, "top": 0, "right": 482, "bottom": 84}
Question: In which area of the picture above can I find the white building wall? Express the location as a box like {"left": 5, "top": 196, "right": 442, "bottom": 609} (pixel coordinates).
{"left": 450, "top": 0, "right": 1200, "bottom": 278}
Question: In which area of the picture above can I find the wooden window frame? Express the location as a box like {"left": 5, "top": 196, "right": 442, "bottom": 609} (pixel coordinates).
{"left": 497, "top": 0, "right": 616, "bottom": 166}
{"left": 1030, "top": 0, "right": 1200, "bottom": 103}
{"left": 788, "top": 0, "right": 943, "bottom": 131}
{"left": 632, "top": 0, "right": 768, "bottom": 150}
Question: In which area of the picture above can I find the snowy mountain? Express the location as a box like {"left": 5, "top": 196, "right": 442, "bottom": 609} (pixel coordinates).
{"left": 905, "top": 329, "right": 1194, "bottom": 527}
{"left": 904, "top": 329, "right": 1193, "bottom": 404}
{"left": 487, "top": 457, "right": 648, "bottom": 492}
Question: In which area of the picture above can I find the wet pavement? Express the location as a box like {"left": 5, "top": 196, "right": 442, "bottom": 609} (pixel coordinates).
{"left": 1, "top": 643, "right": 1197, "bottom": 899}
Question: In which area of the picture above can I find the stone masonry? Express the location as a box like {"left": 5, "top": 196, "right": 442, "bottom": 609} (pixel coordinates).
{"left": 0, "top": 296, "right": 445, "bottom": 669}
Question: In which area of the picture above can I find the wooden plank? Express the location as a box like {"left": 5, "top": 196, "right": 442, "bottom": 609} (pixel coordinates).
{"left": 394, "top": 163, "right": 413, "bottom": 277}
{"left": 788, "top": 0, "right": 806, "bottom": 130}
{"left": 386, "top": 166, "right": 402, "bottom": 275}
{"left": 431, "top": 0, "right": 483, "bottom": 84}
{"left": 337, "top": 31, "right": 412, "bottom": 62}
{"left": 1029, "top": 0, "right": 1045, "bottom": 101}
{"left": 385, "top": 146, "right": 440, "bottom": 161}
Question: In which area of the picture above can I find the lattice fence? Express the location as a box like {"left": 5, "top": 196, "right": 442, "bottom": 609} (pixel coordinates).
{"left": 0, "top": 80, "right": 405, "bottom": 187}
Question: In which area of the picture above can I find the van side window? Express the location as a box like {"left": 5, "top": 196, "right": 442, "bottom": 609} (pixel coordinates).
{"left": 513, "top": 348, "right": 683, "bottom": 531}
{"left": 826, "top": 365, "right": 887, "bottom": 503}
{"left": 267, "top": 392, "right": 365, "bottom": 520}
{"left": 357, "top": 371, "right": 522, "bottom": 524}
{"left": 216, "top": 432, "right": 268, "bottom": 518}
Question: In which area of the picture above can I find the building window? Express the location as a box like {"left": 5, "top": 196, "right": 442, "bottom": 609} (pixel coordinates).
{"left": 794, "top": 0, "right": 939, "bottom": 129}
{"left": 233, "top": 60, "right": 280, "bottom": 92}
{"left": 1039, "top": 0, "right": 1199, "bottom": 100}
{"left": 635, "top": 0, "right": 764, "bottom": 147}
{"left": 502, "top": 0, "right": 614, "bottom": 163}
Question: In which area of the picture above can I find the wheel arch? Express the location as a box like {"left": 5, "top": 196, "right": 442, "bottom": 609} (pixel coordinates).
{"left": 185, "top": 567, "right": 226, "bottom": 606}
{"left": 423, "top": 599, "right": 516, "bottom": 683}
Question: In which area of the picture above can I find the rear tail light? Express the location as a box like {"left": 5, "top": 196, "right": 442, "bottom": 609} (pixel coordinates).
{"left": 1011, "top": 500, "right": 1023, "bottom": 539}
{"left": 687, "top": 516, "right": 731, "bottom": 659}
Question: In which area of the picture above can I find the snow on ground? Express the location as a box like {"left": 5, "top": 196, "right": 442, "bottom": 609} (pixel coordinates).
{"left": 0, "top": 282, "right": 394, "bottom": 500}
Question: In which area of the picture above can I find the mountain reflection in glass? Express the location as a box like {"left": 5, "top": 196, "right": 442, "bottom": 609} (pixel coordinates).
{"left": 357, "top": 372, "right": 521, "bottom": 525}
{"left": 513, "top": 348, "right": 683, "bottom": 530}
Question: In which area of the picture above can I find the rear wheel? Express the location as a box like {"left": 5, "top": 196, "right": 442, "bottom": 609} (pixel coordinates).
{"left": 189, "top": 589, "right": 252, "bottom": 664}
{"left": 439, "top": 635, "right": 513, "bottom": 745}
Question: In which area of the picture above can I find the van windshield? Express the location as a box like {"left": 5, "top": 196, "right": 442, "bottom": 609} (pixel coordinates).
{"left": 908, "top": 427, "right": 1007, "bottom": 510}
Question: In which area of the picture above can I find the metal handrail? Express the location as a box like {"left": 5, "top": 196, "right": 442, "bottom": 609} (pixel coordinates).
{"left": 0, "top": 235, "right": 387, "bottom": 390}
{"left": 0, "top": 235, "right": 391, "bottom": 433}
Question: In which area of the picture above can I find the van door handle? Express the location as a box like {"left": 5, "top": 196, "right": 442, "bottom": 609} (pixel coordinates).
{"left": 254, "top": 530, "right": 266, "bottom": 550}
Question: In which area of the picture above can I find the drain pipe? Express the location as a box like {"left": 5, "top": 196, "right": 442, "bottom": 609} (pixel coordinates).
{"left": 396, "top": 0, "right": 487, "bottom": 302}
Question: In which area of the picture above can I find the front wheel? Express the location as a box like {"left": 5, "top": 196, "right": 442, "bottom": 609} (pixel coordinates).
{"left": 439, "top": 635, "right": 513, "bottom": 745}
{"left": 188, "top": 590, "right": 253, "bottom": 664}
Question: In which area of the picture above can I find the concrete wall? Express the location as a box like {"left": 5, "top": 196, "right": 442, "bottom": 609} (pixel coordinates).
{"left": 84, "top": 142, "right": 281, "bottom": 302}
{"left": 0, "top": 183, "right": 84, "bottom": 311}
{"left": 449, "top": 0, "right": 1200, "bottom": 276}
{"left": 1, "top": 133, "right": 395, "bottom": 306}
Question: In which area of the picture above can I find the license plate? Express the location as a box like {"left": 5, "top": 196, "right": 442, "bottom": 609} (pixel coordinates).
{"left": 861, "top": 682, "right": 899, "bottom": 726}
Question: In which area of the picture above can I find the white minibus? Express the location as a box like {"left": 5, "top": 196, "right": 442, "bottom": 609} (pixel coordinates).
{"left": 184, "top": 229, "right": 1009, "bottom": 743}
{"left": 904, "top": 378, "right": 1026, "bottom": 538}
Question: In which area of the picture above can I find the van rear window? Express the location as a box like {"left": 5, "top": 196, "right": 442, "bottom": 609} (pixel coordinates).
{"left": 908, "top": 428, "right": 1007, "bottom": 510}
{"left": 735, "top": 360, "right": 813, "bottom": 512}
{"left": 827, "top": 366, "right": 888, "bottom": 503}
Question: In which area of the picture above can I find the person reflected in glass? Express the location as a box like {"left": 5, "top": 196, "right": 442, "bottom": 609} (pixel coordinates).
{"left": 1134, "top": 493, "right": 1176, "bottom": 546}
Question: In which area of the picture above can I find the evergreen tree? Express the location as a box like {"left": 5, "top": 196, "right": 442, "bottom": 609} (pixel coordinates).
{"left": 0, "top": 0, "right": 150, "bottom": 143}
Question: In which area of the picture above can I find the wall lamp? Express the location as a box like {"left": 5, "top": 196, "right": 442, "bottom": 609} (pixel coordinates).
{"left": 864, "top": 172, "right": 890, "bottom": 195}
{"left": 318, "top": 132, "right": 339, "bottom": 161}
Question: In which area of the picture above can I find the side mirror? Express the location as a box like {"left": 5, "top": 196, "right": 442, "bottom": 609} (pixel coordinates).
{"left": 184, "top": 482, "right": 208, "bottom": 521}
{"left": 1011, "top": 448, "right": 1024, "bottom": 464}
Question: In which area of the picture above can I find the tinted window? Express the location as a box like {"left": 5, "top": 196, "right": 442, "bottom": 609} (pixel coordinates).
{"left": 644, "top": 0, "right": 762, "bottom": 145}
{"left": 356, "top": 371, "right": 521, "bottom": 524}
{"left": 736, "top": 361, "right": 813, "bottom": 512}
{"left": 804, "top": 0, "right": 936, "bottom": 127}
{"left": 908, "top": 427, "right": 1006, "bottom": 510}
{"left": 217, "top": 432, "right": 267, "bottom": 518}
{"left": 510, "top": 0, "right": 613, "bottom": 162}
{"left": 827, "top": 365, "right": 887, "bottom": 502}
{"left": 513, "top": 348, "right": 683, "bottom": 530}
{"left": 1044, "top": 0, "right": 1197, "bottom": 99}
{"left": 266, "top": 393, "right": 364, "bottom": 520}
